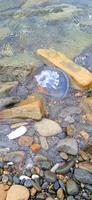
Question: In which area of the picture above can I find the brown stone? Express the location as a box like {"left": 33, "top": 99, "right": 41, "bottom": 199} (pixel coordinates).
{"left": 79, "top": 162, "right": 92, "bottom": 173}
{"left": 31, "top": 187, "right": 37, "bottom": 197}
{"left": 18, "top": 136, "right": 33, "bottom": 146}
{"left": 37, "top": 48, "right": 92, "bottom": 89}
{"left": 31, "top": 144, "right": 41, "bottom": 153}
{"left": 79, "top": 150, "right": 89, "bottom": 161}
{"left": 57, "top": 188, "right": 64, "bottom": 200}
{"left": 80, "top": 131, "right": 89, "bottom": 142}
{"left": 4, "top": 151, "right": 25, "bottom": 162}
{"left": 67, "top": 124, "right": 76, "bottom": 137}
{"left": 6, "top": 185, "right": 29, "bottom": 200}
{"left": 81, "top": 97, "right": 92, "bottom": 122}
{"left": 0, "top": 95, "right": 47, "bottom": 121}
{"left": 0, "top": 184, "right": 10, "bottom": 200}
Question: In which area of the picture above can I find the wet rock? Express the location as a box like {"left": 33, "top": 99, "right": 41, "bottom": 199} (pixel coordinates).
{"left": 37, "top": 48, "right": 92, "bottom": 89}
{"left": 39, "top": 136, "right": 48, "bottom": 150}
{"left": 0, "top": 184, "right": 9, "bottom": 200}
{"left": 18, "top": 136, "right": 33, "bottom": 146}
{"left": 34, "top": 118, "right": 62, "bottom": 137}
{"left": 78, "top": 162, "right": 92, "bottom": 173}
{"left": 4, "top": 151, "right": 25, "bottom": 163}
{"left": 57, "top": 188, "right": 64, "bottom": 200}
{"left": 0, "top": 95, "right": 47, "bottom": 121}
{"left": 74, "top": 168, "right": 92, "bottom": 184}
{"left": 45, "top": 170, "right": 57, "bottom": 183}
{"left": 66, "top": 179, "right": 79, "bottom": 195}
{"left": 6, "top": 185, "right": 30, "bottom": 200}
{"left": 31, "top": 144, "right": 41, "bottom": 153}
{"left": 56, "top": 138, "right": 78, "bottom": 155}
{"left": 56, "top": 159, "right": 75, "bottom": 174}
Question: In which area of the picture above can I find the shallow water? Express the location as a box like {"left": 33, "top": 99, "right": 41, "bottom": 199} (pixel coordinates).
{"left": 0, "top": 0, "right": 92, "bottom": 170}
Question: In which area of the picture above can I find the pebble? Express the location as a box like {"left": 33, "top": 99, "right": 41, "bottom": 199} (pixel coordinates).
{"left": 57, "top": 188, "right": 64, "bottom": 200}
{"left": 45, "top": 198, "right": 54, "bottom": 200}
{"left": 31, "top": 144, "right": 41, "bottom": 153}
{"left": 36, "top": 193, "right": 46, "bottom": 199}
{"left": 31, "top": 187, "right": 37, "bottom": 197}
{"left": 39, "top": 136, "right": 49, "bottom": 150}
{"left": 34, "top": 118, "right": 62, "bottom": 137}
{"left": 32, "top": 174, "right": 39, "bottom": 180}
{"left": 66, "top": 179, "right": 79, "bottom": 195}
{"left": 4, "top": 151, "right": 25, "bottom": 163}
{"left": 45, "top": 170, "right": 57, "bottom": 183}
{"left": 6, "top": 185, "right": 30, "bottom": 200}
{"left": 79, "top": 150, "right": 89, "bottom": 161}
{"left": 56, "top": 137, "right": 78, "bottom": 155}
{"left": 50, "top": 163, "right": 60, "bottom": 173}
{"left": 54, "top": 180, "right": 59, "bottom": 190}
{"left": 18, "top": 136, "right": 33, "bottom": 146}
{"left": 66, "top": 124, "right": 76, "bottom": 137}
{"left": 59, "top": 152, "right": 68, "bottom": 160}
{"left": 67, "top": 196, "right": 75, "bottom": 200}
{"left": 56, "top": 160, "right": 75, "bottom": 174}
{"left": 74, "top": 168, "right": 92, "bottom": 184}
{"left": 34, "top": 154, "right": 48, "bottom": 162}
{"left": 42, "top": 182, "right": 48, "bottom": 190}
{"left": 13, "top": 176, "right": 20, "bottom": 184}
{"left": 24, "top": 179, "right": 33, "bottom": 188}
{"left": 39, "top": 161, "right": 51, "bottom": 170}
{"left": 7, "top": 126, "right": 27, "bottom": 140}
{"left": 85, "top": 184, "right": 92, "bottom": 192}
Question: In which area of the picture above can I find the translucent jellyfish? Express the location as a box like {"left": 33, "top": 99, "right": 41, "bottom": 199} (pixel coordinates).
{"left": 27, "top": 66, "right": 70, "bottom": 99}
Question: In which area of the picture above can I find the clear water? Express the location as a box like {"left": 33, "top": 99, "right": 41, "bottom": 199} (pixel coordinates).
{"left": 0, "top": 0, "right": 92, "bottom": 70}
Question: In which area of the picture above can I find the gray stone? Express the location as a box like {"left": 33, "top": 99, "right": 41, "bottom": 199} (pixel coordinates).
{"left": 45, "top": 171, "right": 57, "bottom": 183}
{"left": 66, "top": 179, "right": 79, "bottom": 195}
{"left": 67, "top": 196, "right": 75, "bottom": 200}
{"left": 39, "top": 161, "right": 51, "bottom": 170}
{"left": 56, "top": 160, "right": 75, "bottom": 174}
{"left": 74, "top": 169, "right": 92, "bottom": 184}
{"left": 56, "top": 138, "right": 78, "bottom": 155}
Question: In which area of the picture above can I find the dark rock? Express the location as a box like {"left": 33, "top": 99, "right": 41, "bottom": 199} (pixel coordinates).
{"left": 56, "top": 160, "right": 75, "bottom": 174}
{"left": 25, "top": 169, "right": 32, "bottom": 177}
{"left": 74, "top": 168, "right": 92, "bottom": 184}
{"left": 42, "top": 182, "right": 48, "bottom": 190}
{"left": 85, "top": 184, "right": 92, "bottom": 192}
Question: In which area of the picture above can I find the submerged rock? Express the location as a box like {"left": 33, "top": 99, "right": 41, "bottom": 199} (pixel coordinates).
{"left": 74, "top": 168, "right": 92, "bottom": 184}
{"left": 34, "top": 118, "right": 62, "bottom": 137}
{"left": 66, "top": 179, "right": 79, "bottom": 195}
{"left": 56, "top": 138, "right": 78, "bottom": 155}
{"left": 0, "top": 95, "right": 47, "bottom": 120}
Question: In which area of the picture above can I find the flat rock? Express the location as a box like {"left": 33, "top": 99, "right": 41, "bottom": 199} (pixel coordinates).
{"left": 56, "top": 138, "right": 78, "bottom": 155}
{"left": 34, "top": 118, "right": 62, "bottom": 137}
{"left": 6, "top": 185, "right": 29, "bottom": 200}
{"left": 0, "top": 95, "right": 47, "bottom": 121}
{"left": 74, "top": 168, "right": 92, "bottom": 184}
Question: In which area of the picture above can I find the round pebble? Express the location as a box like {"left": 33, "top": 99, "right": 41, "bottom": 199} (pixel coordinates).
{"left": 24, "top": 179, "right": 33, "bottom": 188}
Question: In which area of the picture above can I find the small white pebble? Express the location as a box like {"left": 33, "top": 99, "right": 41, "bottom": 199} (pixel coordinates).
{"left": 7, "top": 162, "right": 14, "bottom": 166}
{"left": 19, "top": 175, "right": 31, "bottom": 180}
{"left": 7, "top": 126, "right": 27, "bottom": 140}
{"left": 32, "top": 174, "right": 39, "bottom": 180}
{"left": 50, "top": 163, "right": 60, "bottom": 173}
